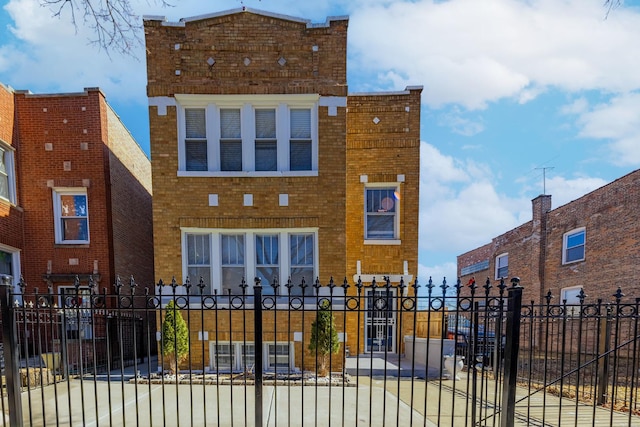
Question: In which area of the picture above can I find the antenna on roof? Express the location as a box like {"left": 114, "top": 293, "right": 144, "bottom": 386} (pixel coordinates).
{"left": 535, "top": 167, "right": 554, "bottom": 195}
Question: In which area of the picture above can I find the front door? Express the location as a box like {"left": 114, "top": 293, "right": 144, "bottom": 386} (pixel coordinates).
{"left": 365, "top": 288, "right": 396, "bottom": 353}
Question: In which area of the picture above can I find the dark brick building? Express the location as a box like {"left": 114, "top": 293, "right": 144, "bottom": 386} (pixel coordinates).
{"left": 0, "top": 84, "right": 154, "bottom": 304}
{"left": 457, "top": 169, "right": 640, "bottom": 304}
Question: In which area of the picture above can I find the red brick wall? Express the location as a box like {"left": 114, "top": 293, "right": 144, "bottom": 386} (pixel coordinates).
{"left": 458, "top": 170, "right": 640, "bottom": 304}
{"left": 0, "top": 84, "right": 24, "bottom": 254}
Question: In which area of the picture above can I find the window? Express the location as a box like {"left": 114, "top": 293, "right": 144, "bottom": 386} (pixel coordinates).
{"left": 220, "top": 109, "right": 242, "bottom": 171}
{"left": 266, "top": 342, "right": 293, "bottom": 371}
{"left": 176, "top": 95, "right": 318, "bottom": 175}
{"left": 256, "top": 234, "right": 279, "bottom": 292}
{"left": 290, "top": 234, "right": 314, "bottom": 295}
{"left": 53, "top": 189, "right": 89, "bottom": 244}
{"left": 183, "top": 230, "right": 316, "bottom": 295}
{"left": 563, "top": 228, "right": 585, "bottom": 264}
{"left": 60, "top": 287, "right": 93, "bottom": 339}
{"left": 187, "top": 234, "right": 211, "bottom": 293}
{"left": 365, "top": 187, "right": 398, "bottom": 240}
{"left": 221, "top": 235, "right": 245, "bottom": 294}
{"left": 289, "top": 109, "right": 312, "bottom": 171}
{"left": 0, "top": 144, "right": 16, "bottom": 204}
{"left": 210, "top": 342, "right": 236, "bottom": 372}
{"left": 255, "top": 109, "right": 277, "bottom": 171}
{"left": 495, "top": 253, "right": 508, "bottom": 279}
{"left": 185, "top": 108, "right": 207, "bottom": 171}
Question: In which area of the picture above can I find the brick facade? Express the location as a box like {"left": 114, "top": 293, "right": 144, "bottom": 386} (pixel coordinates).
{"left": 144, "top": 8, "right": 421, "bottom": 371}
{"left": 458, "top": 170, "right": 640, "bottom": 304}
{"left": 9, "top": 87, "right": 153, "bottom": 299}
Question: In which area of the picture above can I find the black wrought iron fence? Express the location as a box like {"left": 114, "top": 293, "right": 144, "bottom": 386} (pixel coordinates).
{"left": 0, "top": 274, "right": 638, "bottom": 426}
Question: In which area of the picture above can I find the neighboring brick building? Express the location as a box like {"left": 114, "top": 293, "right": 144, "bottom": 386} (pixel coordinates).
{"left": 0, "top": 84, "right": 154, "bottom": 344}
{"left": 457, "top": 169, "right": 640, "bottom": 304}
{"left": 143, "top": 8, "right": 421, "bottom": 372}
{"left": 0, "top": 83, "right": 23, "bottom": 286}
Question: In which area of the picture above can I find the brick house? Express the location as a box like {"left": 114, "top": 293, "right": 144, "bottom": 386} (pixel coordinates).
{"left": 143, "top": 8, "right": 421, "bottom": 372}
{"left": 0, "top": 84, "right": 154, "bottom": 347}
{"left": 0, "top": 83, "right": 23, "bottom": 287}
{"left": 457, "top": 169, "right": 640, "bottom": 305}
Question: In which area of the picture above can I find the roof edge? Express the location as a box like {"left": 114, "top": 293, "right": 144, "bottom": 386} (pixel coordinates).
{"left": 143, "top": 7, "right": 348, "bottom": 28}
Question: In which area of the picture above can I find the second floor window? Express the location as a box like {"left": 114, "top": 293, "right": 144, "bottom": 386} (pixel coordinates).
{"left": 563, "top": 228, "right": 585, "bottom": 264}
{"left": 495, "top": 253, "right": 508, "bottom": 279}
{"left": 53, "top": 189, "right": 89, "bottom": 244}
{"left": 177, "top": 95, "right": 318, "bottom": 175}
{"left": 0, "top": 144, "right": 16, "bottom": 204}
{"left": 365, "top": 187, "right": 398, "bottom": 240}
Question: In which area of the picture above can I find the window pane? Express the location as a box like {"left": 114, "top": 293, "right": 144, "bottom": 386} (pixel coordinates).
{"left": 255, "top": 109, "right": 276, "bottom": 138}
{"left": 187, "top": 234, "right": 210, "bottom": 264}
{"left": 220, "top": 109, "right": 241, "bottom": 139}
{"left": 366, "top": 215, "right": 394, "bottom": 239}
{"left": 185, "top": 109, "right": 206, "bottom": 138}
{"left": 222, "top": 235, "right": 244, "bottom": 265}
{"left": 256, "top": 235, "right": 278, "bottom": 265}
{"left": 240, "top": 344, "right": 255, "bottom": 371}
{"left": 0, "top": 250, "right": 11, "bottom": 276}
{"left": 0, "top": 174, "right": 9, "bottom": 200}
{"left": 186, "top": 140, "right": 208, "bottom": 171}
{"left": 290, "top": 109, "right": 311, "bottom": 139}
{"left": 566, "top": 246, "right": 584, "bottom": 263}
{"left": 188, "top": 266, "right": 211, "bottom": 293}
{"left": 290, "top": 234, "right": 313, "bottom": 266}
{"left": 220, "top": 141, "right": 242, "bottom": 171}
{"left": 290, "top": 141, "right": 311, "bottom": 171}
{"left": 567, "top": 232, "right": 584, "bottom": 248}
{"left": 222, "top": 267, "right": 245, "bottom": 294}
{"left": 0, "top": 148, "right": 6, "bottom": 174}
{"left": 367, "top": 189, "right": 396, "bottom": 213}
{"left": 212, "top": 343, "right": 235, "bottom": 371}
{"left": 62, "top": 218, "right": 89, "bottom": 241}
{"left": 255, "top": 141, "right": 277, "bottom": 171}
{"left": 60, "top": 195, "right": 87, "bottom": 217}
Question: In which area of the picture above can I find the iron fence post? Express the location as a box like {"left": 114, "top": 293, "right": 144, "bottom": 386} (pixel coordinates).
{"left": 0, "top": 275, "right": 24, "bottom": 426}
{"left": 254, "top": 279, "right": 263, "bottom": 427}
{"left": 597, "top": 305, "right": 612, "bottom": 405}
{"left": 501, "top": 280, "right": 522, "bottom": 427}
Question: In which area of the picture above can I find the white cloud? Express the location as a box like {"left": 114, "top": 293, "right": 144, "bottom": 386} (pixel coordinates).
{"left": 544, "top": 175, "right": 609, "bottom": 208}
{"left": 437, "top": 108, "right": 485, "bottom": 136}
{"left": 419, "top": 142, "right": 528, "bottom": 255}
{"left": 574, "top": 92, "right": 640, "bottom": 166}
{"left": 348, "top": 0, "right": 640, "bottom": 109}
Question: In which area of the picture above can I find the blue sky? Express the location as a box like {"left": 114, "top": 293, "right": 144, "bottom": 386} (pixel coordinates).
{"left": 2, "top": 0, "right": 640, "bottom": 287}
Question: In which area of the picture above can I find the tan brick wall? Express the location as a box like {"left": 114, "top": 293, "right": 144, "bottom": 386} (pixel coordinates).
{"left": 145, "top": 10, "right": 421, "bottom": 359}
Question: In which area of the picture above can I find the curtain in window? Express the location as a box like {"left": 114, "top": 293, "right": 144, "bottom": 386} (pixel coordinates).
{"left": 256, "top": 235, "right": 279, "bottom": 291}
{"left": 221, "top": 235, "right": 245, "bottom": 294}
{"left": 290, "top": 234, "right": 314, "bottom": 295}
{"left": 366, "top": 188, "right": 397, "bottom": 239}
{"left": 0, "top": 148, "right": 8, "bottom": 200}
{"left": 60, "top": 194, "right": 89, "bottom": 241}
{"left": 255, "top": 109, "right": 277, "bottom": 171}
{"left": 187, "top": 234, "right": 211, "bottom": 293}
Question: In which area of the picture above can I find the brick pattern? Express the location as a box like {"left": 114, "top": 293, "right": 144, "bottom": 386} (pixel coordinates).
{"left": 458, "top": 170, "right": 640, "bottom": 304}
{"left": 145, "top": 9, "right": 421, "bottom": 367}
{"left": 12, "top": 88, "right": 153, "bottom": 299}
{"left": 0, "top": 84, "right": 23, "bottom": 252}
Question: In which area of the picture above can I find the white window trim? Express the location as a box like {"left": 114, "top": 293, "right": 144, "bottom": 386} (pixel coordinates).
{"left": 364, "top": 183, "right": 400, "bottom": 243}
{"left": 53, "top": 188, "right": 90, "bottom": 244}
{"left": 182, "top": 228, "right": 319, "bottom": 294}
{"left": 176, "top": 94, "right": 319, "bottom": 176}
{"left": 562, "top": 227, "right": 585, "bottom": 265}
{"left": 58, "top": 286, "right": 93, "bottom": 339}
{"left": 0, "top": 142, "right": 17, "bottom": 205}
{"left": 495, "top": 253, "right": 508, "bottom": 280}
{"left": 0, "top": 243, "right": 21, "bottom": 294}
{"left": 264, "top": 341, "right": 295, "bottom": 371}
{"left": 560, "top": 285, "right": 584, "bottom": 317}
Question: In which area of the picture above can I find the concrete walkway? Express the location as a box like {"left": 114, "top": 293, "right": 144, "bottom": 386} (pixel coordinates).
{"left": 8, "top": 355, "right": 640, "bottom": 426}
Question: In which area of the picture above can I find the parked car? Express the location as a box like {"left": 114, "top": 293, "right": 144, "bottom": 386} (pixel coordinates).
{"left": 447, "top": 315, "right": 505, "bottom": 368}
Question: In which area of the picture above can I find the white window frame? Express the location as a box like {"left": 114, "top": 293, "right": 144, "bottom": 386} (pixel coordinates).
{"left": 182, "top": 228, "right": 318, "bottom": 295}
{"left": 0, "top": 243, "right": 21, "bottom": 294}
{"left": 0, "top": 142, "right": 17, "bottom": 205}
{"left": 364, "top": 183, "right": 400, "bottom": 245}
{"left": 176, "top": 94, "right": 319, "bottom": 177}
{"left": 264, "top": 341, "right": 295, "bottom": 371}
{"left": 495, "top": 253, "right": 508, "bottom": 280}
{"left": 561, "top": 286, "right": 584, "bottom": 317}
{"left": 59, "top": 286, "right": 93, "bottom": 339}
{"left": 53, "top": 188, "right": 90, "bottom": 244}
{"left": 562, "top": 228, "right": 585, "bottom": 265}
